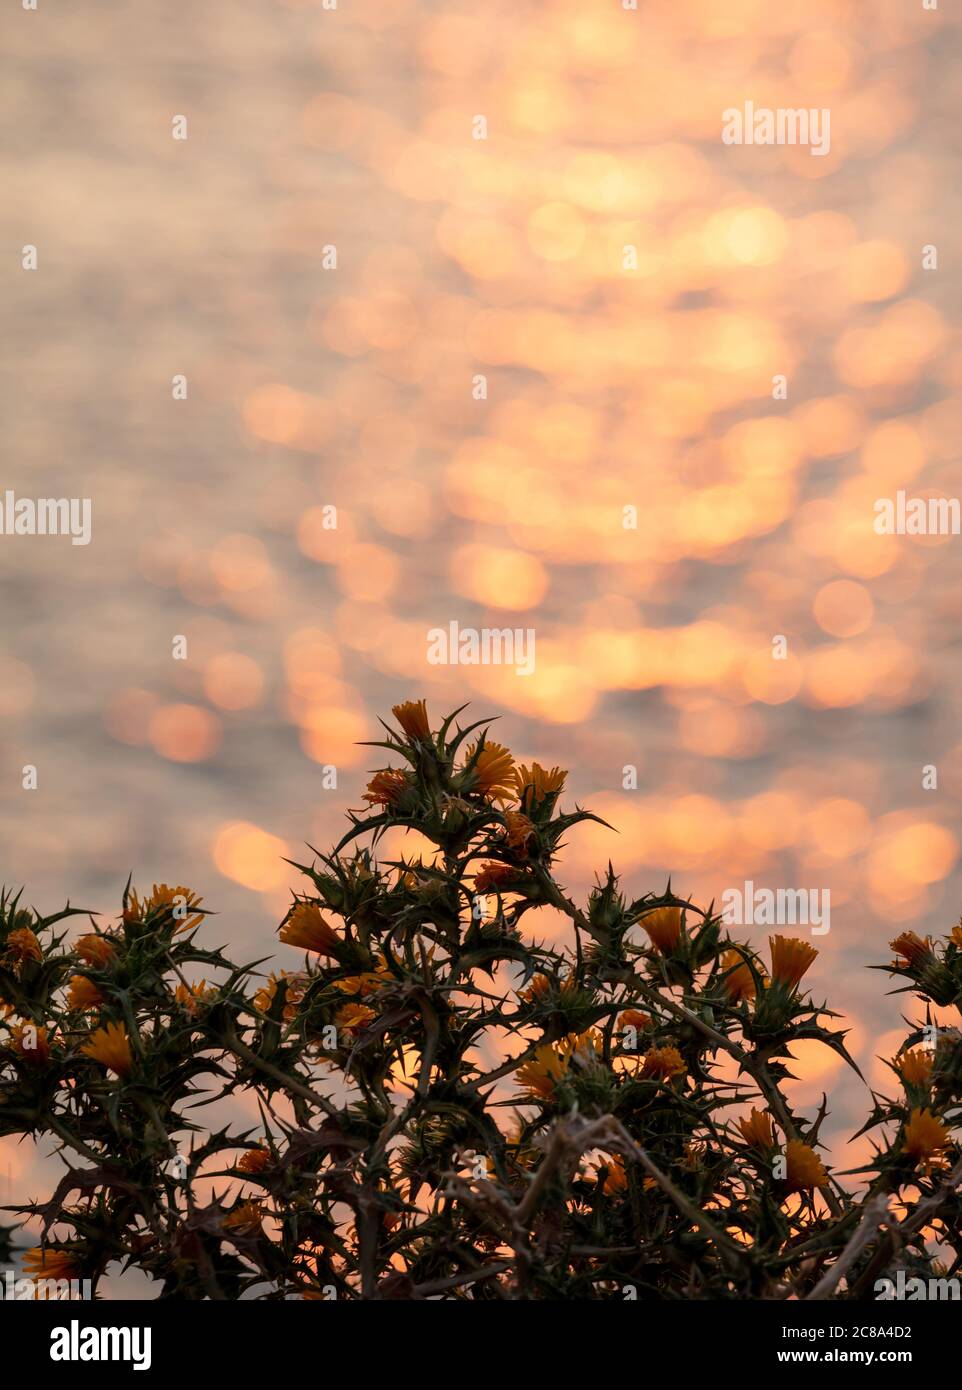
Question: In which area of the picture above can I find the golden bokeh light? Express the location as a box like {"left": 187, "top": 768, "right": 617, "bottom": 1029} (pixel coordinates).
{"left": 148, "top": 704, "right": 222, "bottom": 763}
{"left": 212, "top": 823, "right": 292, "bottom": 893}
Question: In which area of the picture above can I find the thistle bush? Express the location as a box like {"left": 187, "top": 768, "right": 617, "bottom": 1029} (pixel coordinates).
{"left": 2, "top": 701, "right": 961, "bottom": 1300}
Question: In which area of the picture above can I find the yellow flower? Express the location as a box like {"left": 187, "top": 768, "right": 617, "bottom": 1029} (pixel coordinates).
{"left": 9, "top": 1022, "right": 51, "bottom": 1065}
{"left": 641, "top": 906, "right": 682, "bottom": 954}
{"left": 174, "top": 980, "right": 216, "bottom": 1016}
{"left": 769, "top": 936, "right": 818, "bottom": 991}
{"left": 618, "top": 1008, "right": 651, "bottom": 1032}
{"left": 640, "top": 1046, "right": 686, "bottom": 1081}
{"left": 223, "top": 1201, "right": 263, "bottom": 1234}
{"left": 126, "top": 884, "right": 204, "bottom": 934}
{"left": 517, "top": 1043, "right": 570, "bottom": 1100}
{"left": 81, "top": 1021, "right": 132, "bottom": 1077}
{"left": 363, "top": 769, "right": 409, "bottom": 807}
{"left": 902, "top": 1108, "right": 950, "bottom": 1165}
{"left": 279, "top": 902, "right": 340, "bottom": 955}
{"left": 66, "top": 975, "right": 103, "bottom": 1011}
{"left": 783, "top": 1140, "right": 829, "bottom": 1193}
{"left": 392, "top": 699, "right": 431, "bottom": 742}
{"left": 22, "top": 1248, "right": 79, "bottom": 1282}
{"left": 896, "top": 1050, "right": 933, "bottom": 1086}
{"left": 513, "top": 762, "right": 567, "bottom": 811}
{"left": 597, "top": 1154, "right": 628, "bottom": 1195}
{"left": 519, "top": 974, "right": 551, "bottom": 1003}
{"left": 335, "top": 1002, "right": 376, "bottom": 1035}
{"left": 519, "top": 972, "right": 577, "bottom": 1005}
{"left": 3, "top": 927, "right": 42, "bottom": 969}
{"left": 684, "top": 1140, "right": 706, "bottom": 1169}
{"left": 737, "top": 1108, "right": 775, "bottom": 1150}
{"left": 474, "top": 862, "right": 519, "bottom": 894}
{"left": 720, "top": 949, "right": 759, "bottom": 1002}
{"left": 890, "top": 932, "right": 932, "bottom": 968}
{"left": 253, "top": 971, "right": 307, "bottom": 1020}
{"left": 950, "top": 923, "right": 962, "bottom": 948}
{"left": 503, "top": 810, "right": 536, "bottom": 854}
{"left": 75, "top": 933, "right": 117, "bottom": 968}
{"left": 516, "top": 1031, "right": 601, "bottom": 1099}
{"left": 334, "top": 971, "right": 386, "bottom": 998}
{"left": 236, "top": 1145, "right": 272, "bottom": 1175}
{"left": 464, "top": 740, "right": 516, "bottom": 801}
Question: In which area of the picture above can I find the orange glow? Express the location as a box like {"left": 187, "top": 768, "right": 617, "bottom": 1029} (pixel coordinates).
{"left": 203, "top": 654, "right": 265, "bottom": 711}
{"left": 148, "top": 705, "right": 221, "bottom": 763}
{"left": 450, "top": 544, "right": 548, "bottom": 610}
{"left": 335, "top": 543, "right": 399, "bottom": 603}
{"left": 886, "top": 823, "right": 958, "bottom": 886}
{"left": 812, "top": 580, "right": 874, "bottom": 637}
{"left": 298, "top": 705, "right": 368, "bottom": 766}
{"left": 212, "top": 823, "right": 291, "bottom": 892}
{"left": 242, "top": 384, "right": 333, "bottom": 450}
{"left": 104, "top": 688, "right": 160, "bottom": 746}
{"left": 210, "top": 535, "right": 272, "bottom": 593}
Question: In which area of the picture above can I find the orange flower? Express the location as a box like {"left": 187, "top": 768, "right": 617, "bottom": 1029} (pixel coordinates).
{"left": 279, "top": 902, "right": 339, "bottom": 955}
{"left": 783, "top": 1140, "right": 829, "bottom": 1193}
{"left": 513, "top": 762, "right": 566, "bottom": 810}
{"left": 737, "top": 1108, "right": 775, "bottom": 1150}
{"left": 223, "top": 1201, "right": 263, "bottom": 1234}
{"left": 236, "top": 1145, "right": 272, "bottom": 1175}
{"left": 126, "top": 884, "right": 204, "bottom": 934}
{"left": 81, "top": 1021, "right": 132, "bottom": 1077}
{"left": 66, "top": 975, "right": 103, "bottom": 1011}
{"left": 253, "top": 975, "right": 279, "bottom": 1013}
{"left": 640, "top": 906, "right": 682, "bottom": 954}
{"left": 252, "top": 971, "right": 307, "bottom": 1020}
{"left": 9, "top": 1022, "right": 50, "bottom": 1065}
{"left": 618, "top": 1008, "right": 651, "bottom": 1032}
{"left": 597, "top": 1154, "right": 628, "bottom": 1195}
{"left": 363, "top": 769, "right": 409, "bottom": 807}
{"left": 474, "top": 862, "right": 519, "bottom": 894}
{"left": 684, "top": 1140, "right": 706, "bottom": 1169}
{"left": 951, "top": 924, "right": 962, "bottom": 948}
{"left": 335, "top": 1002, "right": 376, "bottom": 1035}
{"left": 4, "top": 927, "right": 42, "bottom": 968}
{"left": 720, "top": 950, "right": 758, "bottom": 1002}
{"left": 516, "top": 1031, "right": 600, "bottom": 1099}
{"left": 640, "top": 1046, "right": 686, "bottom": 1082}
{"left": 392, "top": 699, "right": 431, "bottom": 742}
{"left": 174, "top": 980, "right": 216, "bottom": 1016}
{"left": 520, "top": 972, "right": 577, "bottom": 1005}
{"left": 517, "top": 1043, "right": 570, "bottom": 1100}
{"left": 334, "top": 970, "right": 386, "bottom": 997}
{"left": 902, "top": 1108, "right": 950, "bottom": 1165}
{"left": 769, "top": 936, "right": 818, "bottom": 991}
{"left": 75, "top": 933, "right": 117, "bottom": 968}
{"left": 896, "top": 1050, "right": 933, "bottom": 1086}
{"left": 22, "top": 1248, "right": 79, "bottom": 1282}
{"left": 503, "top": 811, "right": 536, "bottom": 853}
{"left": 890, "top": 932, "right": 933, "bottom": 968}
{"left": 464, "top": 740, "right": 516, "bottom": 800}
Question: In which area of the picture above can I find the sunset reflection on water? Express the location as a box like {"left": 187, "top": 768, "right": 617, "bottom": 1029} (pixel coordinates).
{"left": 1, "top": 0, "right": 961, "bottom": 1259}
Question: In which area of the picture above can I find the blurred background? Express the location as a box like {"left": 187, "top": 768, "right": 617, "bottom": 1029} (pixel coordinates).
{"left": 1, "top": 0, "right": 961, "bottom": 1253}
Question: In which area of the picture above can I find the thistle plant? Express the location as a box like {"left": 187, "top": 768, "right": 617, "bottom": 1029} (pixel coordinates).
{"left": 2, "top": 702, "right": 961, "bottom": 1300}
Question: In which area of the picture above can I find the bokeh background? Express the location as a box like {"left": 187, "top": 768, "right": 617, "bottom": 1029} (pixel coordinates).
{"left": 2, "top": 0, "right": 962, "bottom": 1274}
